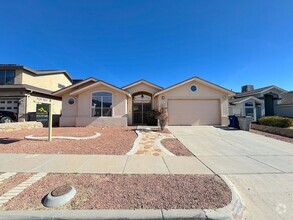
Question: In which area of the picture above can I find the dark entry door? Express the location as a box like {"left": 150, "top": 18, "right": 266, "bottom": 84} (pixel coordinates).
{"left": 265, "top": 95, "right": 274, "bottom": 116}
{"left": 133, "top": 102, "right": 152, "bottom": 124}
{"left": 133, "top": 93, "right": 152, "bottom": 125}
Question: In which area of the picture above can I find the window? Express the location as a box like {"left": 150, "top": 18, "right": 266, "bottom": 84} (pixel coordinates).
{"left": 67, "top": 97, "right": 75, "bottom": 105}
{"left": 244, "top": 101, "right": 254, "bottom": 118}
{"left": 92, "top": 92, "right": 112, "bottom": 117}
{"left": 0, "top": 70, "right": 15, "bottom": 85}
{"left": 245, "top": 101, "right": 253, "bottom": 107}
{"left": 190, "top": 85, "right": 197, "bottom": 92}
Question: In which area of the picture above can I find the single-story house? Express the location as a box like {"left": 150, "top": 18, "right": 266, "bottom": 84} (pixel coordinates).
{"left": 229, "top": 85, "right": 287, "bottom": 121}
{"left": 53, "top": 77, "right": 235, "bottom": 126}
{"left": 276, "top": 91, "right": 293, "bottom": 117}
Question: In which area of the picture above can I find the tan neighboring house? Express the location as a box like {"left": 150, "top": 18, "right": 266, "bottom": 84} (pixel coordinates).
{"left": 53, "top": 77, "right": 235, "bottom": 126}
{"left": 0, "top": 64, "right": 72, "bottom": 122}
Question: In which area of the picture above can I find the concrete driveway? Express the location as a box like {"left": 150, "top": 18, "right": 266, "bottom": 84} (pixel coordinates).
{"left": 168, "top": 126, "right": 293, "bottom": 220}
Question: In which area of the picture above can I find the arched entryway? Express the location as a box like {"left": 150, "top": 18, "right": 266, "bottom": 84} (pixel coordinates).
{"left": 132, "top": 91, "right": 152, "bottom": 125}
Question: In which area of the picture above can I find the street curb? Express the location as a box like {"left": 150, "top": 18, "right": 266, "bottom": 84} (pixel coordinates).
{"left": 203, "top": 175, "right": 246, "bottom": 220}
{"left": 0, "top": 176, "right": 245, "bottom": 220}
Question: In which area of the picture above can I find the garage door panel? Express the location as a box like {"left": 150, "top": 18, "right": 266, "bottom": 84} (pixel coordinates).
{"left": 0, "top": 100, "right": 18, "bottom": 113}
{"left": 168, "top": 99, "right": 220, "bottom": 125}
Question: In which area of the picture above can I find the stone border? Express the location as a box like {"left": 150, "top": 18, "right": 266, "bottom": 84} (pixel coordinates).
{"left": 251, "top": 123, "right": 293, "bottom": 138}
{"left": 24, "top": 132, "right": 101, "bottom": 141}
{"left": 0, "top": 175, "right": 245, "bottom": 219}
{"left": 0, "top": 173, "right": 47, "bottom": 207}
{"left": 155, "top": 137, "right": 176, "bottom": 156}
{"left": 126, "top": 129, "right": 143, "bottom": 155}
{"left": 0, "top": 172, "right": 16, "bottom": 184}
{"left": 0, "top": 122, "right": 43, "bottom": 132}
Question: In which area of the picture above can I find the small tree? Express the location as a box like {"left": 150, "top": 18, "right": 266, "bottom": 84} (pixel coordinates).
{"left": 156, "top": 107, "right": 168, "bottom": 130}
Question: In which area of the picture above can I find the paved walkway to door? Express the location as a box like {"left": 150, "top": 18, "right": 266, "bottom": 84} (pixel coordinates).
{"left": 127, "top": 127, "right": 175, "bottom": 156}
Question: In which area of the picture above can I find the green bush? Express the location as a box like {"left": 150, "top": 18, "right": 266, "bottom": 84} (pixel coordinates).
{"left": 258, "top": 116, "right": 293, "bottom": 128}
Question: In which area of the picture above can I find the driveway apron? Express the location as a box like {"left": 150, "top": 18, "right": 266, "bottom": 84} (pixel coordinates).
{"left": 168, "top": 126, "right": 293, "bottom": 219}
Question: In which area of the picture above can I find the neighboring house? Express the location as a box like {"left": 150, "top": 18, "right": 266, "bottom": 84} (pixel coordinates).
{"left": 53, "top": 77, "right": 235, "bottom": 126}
{"left": 276, "top": 91, "right": 293, "bottom": 117}
{"left": 0, "top": 64, "right": 72, "bottom": 122}
{"left": 229, "top": 85, "right": 287, "bottom": 121}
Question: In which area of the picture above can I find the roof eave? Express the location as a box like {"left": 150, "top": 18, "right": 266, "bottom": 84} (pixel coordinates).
{"left": 154, "top": 77, "right": 235, "bottom": 97}
{"left": 122, "top": 80, "right": 163, "bottom": 91}
{"left": 70, "top": 81, "right": 131, "bottom": 97}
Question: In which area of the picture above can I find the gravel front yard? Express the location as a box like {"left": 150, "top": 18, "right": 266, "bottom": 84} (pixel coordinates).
{"left": 250, "top": 129, "right": 293, "bottom": 144}
{"left": 1, "top": 174, "right": 231, "bottom": 210}
{"left": 0, "top": 127, "right": 136, "bottom": 155}
{"left": 161, "top": 138, "right": 193, "bottom": 156}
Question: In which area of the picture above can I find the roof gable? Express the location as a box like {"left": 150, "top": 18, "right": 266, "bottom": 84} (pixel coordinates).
{"left": 122, "top": 79, "right": 163, "bottom": 90}
{"left": 154, "top": 77, "right": 235, "bottom": 97}
{"left": 230, "top": 96, "right": 262, "bottom": 105}
{"left": 70, "top": 80, "right": 131, "bottom": 97}
{"left": 235, "top": 85, "right": 287, "bottom": 98}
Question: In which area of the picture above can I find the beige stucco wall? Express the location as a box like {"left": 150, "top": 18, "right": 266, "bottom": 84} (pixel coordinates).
{"left": 14, "top": 69, "right": 23, "bottom": 84}
{"left": 20, "top": 70, "right": 72, "bottom": 92}
{"left": 60, "top": 84, "right": 128, "bottom": 127}
{"left": 124, "top": 83, "right": 161, "bottom": 95}
{"left": 156, "top": 80, "right": 230, "bottom": 125}
{"left": 26, "top": 95, "right": 62, "bottom": 115}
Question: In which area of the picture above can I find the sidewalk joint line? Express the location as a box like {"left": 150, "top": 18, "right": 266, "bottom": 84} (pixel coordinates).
{"left": 246, "top": 156, "right": 285, "bottom": 173}
{"left": 122, "top": 156, "right": 129, "bottom": 174}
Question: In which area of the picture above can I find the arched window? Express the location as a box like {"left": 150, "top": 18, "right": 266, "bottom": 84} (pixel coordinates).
{"left": 92, "top": 92, "right": 112, "bottom": 117}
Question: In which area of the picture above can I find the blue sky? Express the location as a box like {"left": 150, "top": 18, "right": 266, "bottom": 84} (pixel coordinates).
{"left": 0, "top": 0, "right": 292, "bottom": 91}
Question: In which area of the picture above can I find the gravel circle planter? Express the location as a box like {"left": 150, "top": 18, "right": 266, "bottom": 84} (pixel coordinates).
{"left": 43, "top": 185, "right": 76, "bottom": 208}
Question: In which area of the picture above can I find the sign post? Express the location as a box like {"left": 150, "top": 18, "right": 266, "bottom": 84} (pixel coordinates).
{"left": 35, "top": 98, "right": 53, "bottom": 141}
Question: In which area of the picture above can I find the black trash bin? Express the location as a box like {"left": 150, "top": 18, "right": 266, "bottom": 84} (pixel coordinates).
{"left": 228, "top": 115, "right": 239, "bottom": 129}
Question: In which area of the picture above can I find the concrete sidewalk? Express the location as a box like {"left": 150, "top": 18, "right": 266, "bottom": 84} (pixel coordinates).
{"left": 0, "top": 153, "right": 212, "bottom": 175}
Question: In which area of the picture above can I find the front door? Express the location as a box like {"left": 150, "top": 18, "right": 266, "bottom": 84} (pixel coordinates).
{"left": 133, "top": 93, "right": 152, "bottom": 125}
{"left": 265, "top": 95, "right": 274, "bottom": 116}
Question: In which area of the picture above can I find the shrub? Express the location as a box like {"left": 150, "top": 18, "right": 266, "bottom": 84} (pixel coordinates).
{"left": 156, "top": 107, "right": 168, "bottom": 130}
{"left": 145, "top": 110, "right": 158, "bottom": 126}
{"left": 258, "top": 116, "right": 293, "bottom": 128}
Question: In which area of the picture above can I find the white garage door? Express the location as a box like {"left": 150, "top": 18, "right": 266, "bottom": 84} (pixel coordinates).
{"left": 0, "top": 100, "right": 18, "bottom": 113}
{"left": 168, "top": 99, "right": 220, "bottom": 125}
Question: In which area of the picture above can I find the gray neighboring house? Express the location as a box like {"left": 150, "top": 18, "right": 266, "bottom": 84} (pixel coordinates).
{"left": 229, "top": 85, "right": 287, "bottom": 121}
{"left": 277, "top": 91, "right": 293, "bottom": 117}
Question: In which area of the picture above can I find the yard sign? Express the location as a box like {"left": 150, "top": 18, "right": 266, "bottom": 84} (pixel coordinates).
{"left": 35, "top": 99, "right": 53, "bottom": 141}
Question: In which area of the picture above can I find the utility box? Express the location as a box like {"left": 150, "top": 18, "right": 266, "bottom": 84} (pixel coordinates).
{"left": 237, "top": 116, "right": 253, "bottom": 131}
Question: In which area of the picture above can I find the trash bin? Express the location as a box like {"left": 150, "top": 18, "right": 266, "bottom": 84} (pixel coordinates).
{"left": 228, "top": 115, "right": 239, "bottom": 129}
{"left": 237, "top": 116, "right": 253, "bottom": 131}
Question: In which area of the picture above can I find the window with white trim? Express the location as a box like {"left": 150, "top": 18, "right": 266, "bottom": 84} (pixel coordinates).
{"left": 244, "top": 101, "right": 254, "bottom": 118}
{"left": 92, "top": 92, "right": 112, "bottom": 117}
